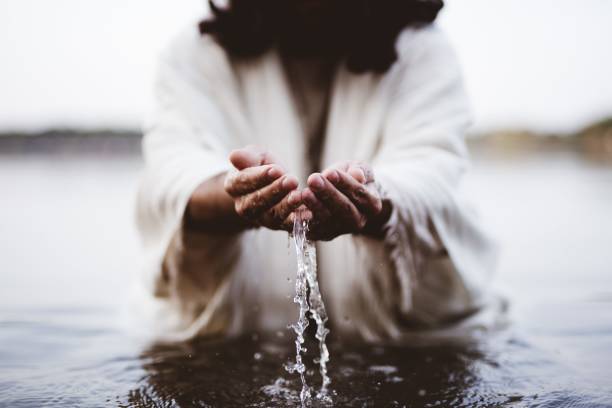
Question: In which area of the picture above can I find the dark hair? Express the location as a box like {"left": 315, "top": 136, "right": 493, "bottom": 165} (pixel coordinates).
{"left": 199, "top": 0, "right": 444, "bottom": 74}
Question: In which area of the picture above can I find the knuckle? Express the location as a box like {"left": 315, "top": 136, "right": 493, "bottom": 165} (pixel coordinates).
{"left": 354, "top": 186, "right": 368, "bottom": 200}
{"left": 237, "top": 198, "right": 257, "bottom": 218}
{"left": 224, "top": 175, "right": 236, "bottom": 192}
{"left": 351, "top": 215, "right": 366, "bottom": 230}
{"left": 261, "top": 151, "right": 278, "bottom": 165}
{"left": 251, "top": 191, "right": 265, "bottom": 210}
{"left": 235, "top": 201, "right": 246, "bottom": 217}
{"left": 236, "top": 172, "right": 247, "bottom": 184}
{"left": 277, "top": 201, "right": 290, "bottom": 218}
{"left": 270, "top": 182, "right": 282, "bottom": 197}
{"left": 373, "top": 199, "right": 383, "bottom": 213}
{"left": 357, "top": 216, "right": 367, "bottom": 230}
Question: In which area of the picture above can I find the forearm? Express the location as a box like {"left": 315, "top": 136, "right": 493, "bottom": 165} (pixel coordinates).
{"left": 185, "top": 172, "right": 253, "bottom": 234}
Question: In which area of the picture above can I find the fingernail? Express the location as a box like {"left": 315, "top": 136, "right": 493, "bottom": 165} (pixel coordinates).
{"left": 323, "top": 169, "right": 339, "bottom": 183}
{"left": 359, "top": 168, "right": 366, "bottom": 180}
{"left": 287, "top": 191, "right": 299, "bottom": 205}
{"left": 282, "top": 176, "right": 297, "bottom": 190}
{"left": 350, "top": 167, "right": 366, "bottom": 183}
{"left": 309, "top": 174, "right": 324, "bottom": 190}
{"left": 267, "top": 166, "right": 282, "bottom": 178}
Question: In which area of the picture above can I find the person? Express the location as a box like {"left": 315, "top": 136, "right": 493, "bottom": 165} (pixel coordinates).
{"left": 135, "top": 0, "right": 499, "bottom": 342}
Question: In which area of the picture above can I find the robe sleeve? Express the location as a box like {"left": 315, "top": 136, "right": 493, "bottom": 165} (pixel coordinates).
{"left": 135, "top": 29, "right": 242, "bottom": 330}
{"left": 357, "top": 26, "right": 498, "bottom": 328}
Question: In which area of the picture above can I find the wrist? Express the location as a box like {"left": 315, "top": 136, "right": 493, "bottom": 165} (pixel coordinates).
{"left": 185, "top": 173, "right": 253, "bottom": 233}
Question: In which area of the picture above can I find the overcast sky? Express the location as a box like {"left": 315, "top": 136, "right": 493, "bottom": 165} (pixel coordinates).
{"left": 0, "top": 0, "right": 611, "bottom": 134}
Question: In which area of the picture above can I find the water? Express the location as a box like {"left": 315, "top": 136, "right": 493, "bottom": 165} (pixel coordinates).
{"left": 286, "top": 213, "right": 313, "bottom": 404}
{"left": 286, "top": 212, "right": 331, "bottom": 406}
{"left": 1, "top": 138, "right": 612, "bottom": 407}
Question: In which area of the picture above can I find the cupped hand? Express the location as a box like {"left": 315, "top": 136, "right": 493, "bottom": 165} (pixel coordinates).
{"left": 301, "top": 161, "right": 390, "bottom": 241}
{"left": 224, "top": 146, "right": 301, "bottom": 232}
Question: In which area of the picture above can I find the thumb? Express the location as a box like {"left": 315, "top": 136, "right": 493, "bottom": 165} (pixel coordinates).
{"left": 229, "top": 146, "right": 279, "bottom": 170}
{"left": 348, "top": 166, "right": 367, "bottom": 184}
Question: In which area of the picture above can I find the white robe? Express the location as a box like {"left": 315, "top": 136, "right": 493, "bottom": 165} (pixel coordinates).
{"left": 135, "top": 23, "right": 500, "bottom": 342}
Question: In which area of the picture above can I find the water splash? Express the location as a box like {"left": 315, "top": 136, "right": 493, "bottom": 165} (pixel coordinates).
{"left": 286, "top": 210, "right": 332, "bottom": 405}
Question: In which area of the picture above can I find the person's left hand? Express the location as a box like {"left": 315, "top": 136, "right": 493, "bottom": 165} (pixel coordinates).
{"left": 300, "top": 161, "right": 390, "bottom": 241}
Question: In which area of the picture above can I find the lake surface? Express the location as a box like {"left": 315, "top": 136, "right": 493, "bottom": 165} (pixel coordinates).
{"left": 1, "top": 138, "right": 611, "bottom": 407}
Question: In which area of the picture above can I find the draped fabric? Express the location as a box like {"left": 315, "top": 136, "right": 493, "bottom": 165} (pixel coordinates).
{"left": 134, "top": 23, "right": 500, "bottom": 342}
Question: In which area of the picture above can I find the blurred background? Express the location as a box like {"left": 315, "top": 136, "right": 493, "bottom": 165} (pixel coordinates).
{"left": 2, "top": 0, "right": 612, "bottom": 132}
{"left": 1, "top": 0, "right": 611, "bottom": 406}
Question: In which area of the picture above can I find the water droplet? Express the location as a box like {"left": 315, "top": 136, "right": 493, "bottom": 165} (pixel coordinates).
{"left": 418, "top": 389, "right": 427, "bottom": 397}
{"left": 254, "top": 352, "right": 263, "bottom": 361}
{"left": 369, "top": 365, "right": 398, "bottom": 375}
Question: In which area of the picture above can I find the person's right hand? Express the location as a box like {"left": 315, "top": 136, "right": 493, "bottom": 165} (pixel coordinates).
{"left": 224, "top": 146, "right": 301, "bottom": 232}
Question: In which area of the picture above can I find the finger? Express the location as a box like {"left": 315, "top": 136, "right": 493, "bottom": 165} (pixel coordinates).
{"left": 292, "top": 206, "right": 314, "bottom": 224}
{"left": 236, "top": 175, "right": 299, "bottom": 219}
{"left": 277, "top": 205, "right": 314, "bottom": 232}
{"left": 300, "top": 191, "right": 335, "bottom": 241}
{"left": 347, "top": 163, "right": 374, "bottom": 184}
{"left": 224, "top": 165, "right": 283, "bottom": 197}
{"left": 307, "top": 173, "right": 366, "bottom": 231}
{"left": 229, "top": 146, "right": 280, "bottom": 170}
{"left": 301, "top": 188, "right": 333, "bottom": 221}
{"left": 326, "top": 161, "right": 373, "bottom": 184}
{"left": 259, "top": 190, "right": 302, "bottom": 231}
{"left": 322, "top": 169, "right": 382, "bottom": 217}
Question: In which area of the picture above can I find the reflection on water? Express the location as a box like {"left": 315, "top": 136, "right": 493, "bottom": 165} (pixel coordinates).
{"left": 1, "top": 139, "right": 612, "bottom": 407}
{"left": 127, "top": 333, "right": 521, "bottom": 407}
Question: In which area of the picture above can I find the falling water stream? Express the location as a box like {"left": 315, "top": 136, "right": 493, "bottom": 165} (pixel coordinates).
{"left": 286, "top": 211, "right": 332, "bottom": 406}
